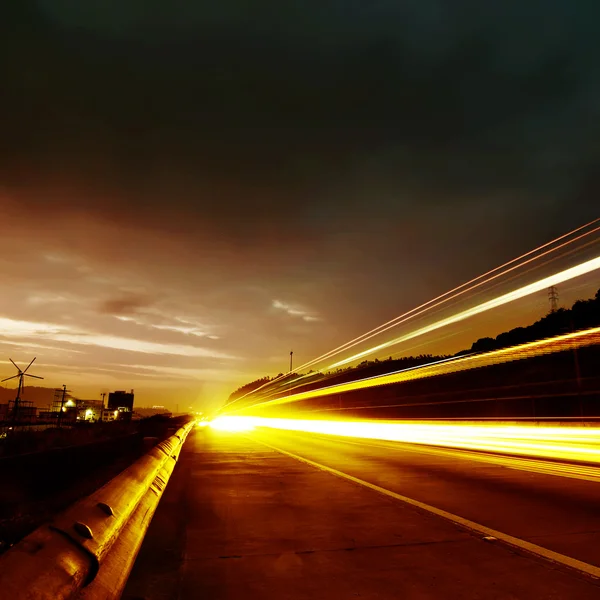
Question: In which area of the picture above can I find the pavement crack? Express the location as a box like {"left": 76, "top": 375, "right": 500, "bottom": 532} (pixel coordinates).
{"left": 186, "top": 537, "right": 468, "bottom": 561}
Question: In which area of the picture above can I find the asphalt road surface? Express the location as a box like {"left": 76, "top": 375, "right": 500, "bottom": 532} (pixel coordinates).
{"left": 124, "top": 427, "right": 600, "bottom": 599}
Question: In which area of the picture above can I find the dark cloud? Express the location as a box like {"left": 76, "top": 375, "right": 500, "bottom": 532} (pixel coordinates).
{"left": 99, "top": 294, "right": 155, "bottom": 317}
{"left": 0, "top": 2, "right": 598, "bottom": 407}
{"left": 2, "top": 2, "right": 598, "bottom": 217}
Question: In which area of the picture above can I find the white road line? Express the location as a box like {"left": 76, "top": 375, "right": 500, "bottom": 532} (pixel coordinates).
{"left": 253, "top": 436, "right": 600, "bottom": 580}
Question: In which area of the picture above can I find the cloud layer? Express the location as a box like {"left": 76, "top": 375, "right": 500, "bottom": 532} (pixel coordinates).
{"left": 0, "top": 2, "right": 597, "bottom": 408}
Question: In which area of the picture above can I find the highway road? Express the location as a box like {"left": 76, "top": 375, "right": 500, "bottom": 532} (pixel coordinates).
{"left": 124, "top": 426, "right": 600, "bottom": 599}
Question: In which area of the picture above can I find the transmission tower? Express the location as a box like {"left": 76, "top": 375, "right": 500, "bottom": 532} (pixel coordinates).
{"left": 548, "top": 285, "right": 559, "bottom": 313}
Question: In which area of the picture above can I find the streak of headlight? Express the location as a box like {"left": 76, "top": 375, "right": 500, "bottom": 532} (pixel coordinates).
{"left": 221, "top": 221, "right": 599, "bottom": 410}
{"left": 251, "top": 353, "right": 468, "bottom": 405}
{"left": 210, "top": 416, "right": 255, "bottom": 432}
{"left": 210, "top": 416, "right": 600, "bottom": 466}
{"left": 245, "top": 333, "right": 465, "bottom": 405}
{"left": 297, "top": 221, "right": 600, "bottom": 372}
{"left": 242, "top": 326, "right": 600, "bottom": 409}
{"left": 327, "top": 255, "right": 600, "bottom": 369}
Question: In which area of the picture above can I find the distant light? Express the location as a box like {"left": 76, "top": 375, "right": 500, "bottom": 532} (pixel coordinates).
{"left": 210, "top": 416, "right": 255, "bottom": 432}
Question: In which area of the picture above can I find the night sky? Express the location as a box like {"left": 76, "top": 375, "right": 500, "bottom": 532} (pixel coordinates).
{"left": 0, "top": 2, "right": 598, "bottom": 409}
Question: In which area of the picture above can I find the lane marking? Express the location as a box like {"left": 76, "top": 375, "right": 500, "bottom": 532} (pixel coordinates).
{"left": 294, "top": 433, "right": 600, "bottom": 484}
{"left": 252, "top": 435, "right": 600, "bottom": 580}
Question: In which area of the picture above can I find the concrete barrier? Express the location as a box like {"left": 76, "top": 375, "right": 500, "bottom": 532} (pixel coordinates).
{"left": 0, "top": 421, "right": 195, "bottom": 599}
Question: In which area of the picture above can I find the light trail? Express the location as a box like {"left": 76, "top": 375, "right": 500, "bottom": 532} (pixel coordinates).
{"left": 302, "top": 221, "right": 600, "bottom": 372}
{"left": 237, "top": 242, "right": 600, "bottom": 411}
{"left": 337, "top": 438, "right": 600, "bottom": 484}
{"left": 244, "top": 332, "right": 468, "bottom": 406}
{"left": 222, "top": 225, "right": 600, "bottom": 411}
{"left": 221, "top": 221, "right": 600, "bottom": 410}
{"left": 234, "top": 326, "right": 600, "bottom": 410}
{"left": 250, "top": 354, "right": 469, "bottom": 406}
{"left": 208, "top": 416, "right": 600, "bottom": 466}
{"left": 327, "top": 255, "right": 600, "bottom": 369}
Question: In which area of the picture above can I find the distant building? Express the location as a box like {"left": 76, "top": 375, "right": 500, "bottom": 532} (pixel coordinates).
{"left": 51, "top": 392, "right": 77, "bottom": 423}
{"left": 37, "top": 410, "right": 58, "bottom": 421}
{"left": 108, "top": 390, "right": 135, "bottom": 421}
{"left": 1, "top": 400, "right": 37, "bottom": 423}
{"left": 13, "top": 402, "right": 37, "bottom": 422}
{"left": 37, "top": 390, "right": 82, "bottom": 423}
{"left": 76, "top": 399, "right": 105, "bottom": 422}
{"left": 100, "top": 408, "right": 118, "bottom": 422}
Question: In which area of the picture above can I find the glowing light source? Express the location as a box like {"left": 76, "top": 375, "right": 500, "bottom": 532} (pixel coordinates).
{"left": 210, "top": 416, "right": 256, "bottom": 432}
{"left": 211, "top": 416, "right": 600, "bottom": 465}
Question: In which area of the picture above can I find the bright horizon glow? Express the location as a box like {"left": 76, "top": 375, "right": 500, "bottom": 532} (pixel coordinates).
{"left": 210, "top": 415, "right": 256, "bottom": 432}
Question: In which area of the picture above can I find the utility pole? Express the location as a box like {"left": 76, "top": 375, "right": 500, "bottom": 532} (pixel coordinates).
{"left": 57, "top": 384, "right": 67, "bottom": 429}
{"left": 548, "top": 286, "right": 559, "bottom": 313}
{"left": 289, "top": 350, "right": 293, "bottom": 397}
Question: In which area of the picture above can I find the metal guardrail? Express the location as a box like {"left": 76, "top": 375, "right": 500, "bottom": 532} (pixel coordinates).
{"left": 0, "top": 421, "right": 195, "bottom": 599}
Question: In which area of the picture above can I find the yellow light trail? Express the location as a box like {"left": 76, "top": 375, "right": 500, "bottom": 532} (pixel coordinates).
{"left": 328, "top": 255, "right": 600, "bottom": 369}
{"left": 236, "top": 326, "right": 600, "bottom": 410}
{"left": 208, "top": 416, "right": 600, "bottom": 467}
{"left": 249, "top": 353, "right": 466, "bottom": 406}
{"left": 221, "top": 221, "right": 600, "bottom": 410}
{"left": 302, "top": 221, "right": 600, "bottom": 372}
